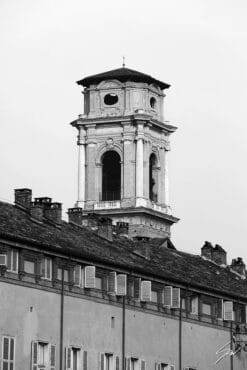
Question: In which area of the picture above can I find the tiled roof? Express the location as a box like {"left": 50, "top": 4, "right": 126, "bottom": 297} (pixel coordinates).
{"left": 77, "top": 67, "right": 170, "bottom": 90}
{"left": 0, "top": 201, "right": 246, "bottom": 300}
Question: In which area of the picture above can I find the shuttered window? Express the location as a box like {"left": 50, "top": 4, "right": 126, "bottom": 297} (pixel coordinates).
{"left": 108, "top": 272, "right": 117, "bottom": 294}
{"left": 85, "top": 266, "right": 96, "bottom": 288}
{"left": 99, "top": 353, "right": 114, "bottom": 370}
{"left": 224, "top": 301, "right": 234, "bottom": 321}
{"left": 31, "top": 341, "right": 51, "bottom": 370}
{"left": 57, "top": 268, "right": 69, "bottom": 282}
{"left": 133, "top": 278, "right": 141, "bottom": 299}
{"left": 7, "top": 249, "right": 18, "bottom": 273}
{"left": 164, "top": 286, "right": 172, "bottom": 307}
{"left": 191, "top": 296, "right": 198, "bottom": 315}
{"left": 141, "top": 281, "right": 151, "bottom": 302}
{"left": 2, "top": 336, "right": 15, "bottom": 370}
{"left": 116, "top": 274, "right": 127, "bottom": 296}
{"left": 83, "top": 350, "right": 87, "bottom": 370}
{"left": 0, "top": 254, "right": 6, "bottom": 265}
{"left": 172, "top": 288, "right": 180, "bottom": 309}
{"left": 115, "top": 356, "right": 120, "bottom": 370}
{"left": 41, "top": 257, "right": 52, "bottom": 280}
{"left": 74, "top": 265, "right": 84, "bottom": 287}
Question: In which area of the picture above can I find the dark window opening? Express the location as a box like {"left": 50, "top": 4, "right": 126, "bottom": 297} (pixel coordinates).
{"left": 149, "top": 153, "right": 158, "bottom": 202}
{"left": 102, "top": 151, "right": 121, "bottom": 201}
{"left": 104, "top": 93, "right": 118, "bottom": 106}
{"left": 150, "top": 97, "right": 157, "bottom": 109}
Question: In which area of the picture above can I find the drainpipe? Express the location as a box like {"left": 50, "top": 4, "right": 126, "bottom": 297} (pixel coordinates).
{"left": 179, "top": 299, "right": 182, "bottom": 370}
{"left": 60, "top": 269, "right": 65, "bottom": 370}
{"left": 230, "top": 322, "right": 233, "bottom": 370}
{"left": 122, "top": 296, "right": 126, "bottom": 370}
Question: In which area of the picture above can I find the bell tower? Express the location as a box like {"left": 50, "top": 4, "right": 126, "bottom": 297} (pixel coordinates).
{"left": 70, "top": 66, "right": 179, "bottom": 239}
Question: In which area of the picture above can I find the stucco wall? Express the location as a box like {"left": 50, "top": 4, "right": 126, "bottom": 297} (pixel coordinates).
{"left": 1, "top": 281, "right": 246, "bottom": 370}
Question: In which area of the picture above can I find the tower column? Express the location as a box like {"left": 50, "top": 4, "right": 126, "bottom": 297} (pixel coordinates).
{"left": 164, "top": 149, "right": 171, "bottom": 213}
{"left": 77, "top": 128, "right": 86, "bottom": 208}
{"left": 135, "top": 123, "right": 145, "bottom": 206}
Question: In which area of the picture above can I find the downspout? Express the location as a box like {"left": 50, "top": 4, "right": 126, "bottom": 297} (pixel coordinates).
{"left": 122, "top": 296, "right": 126, "bottom": 370}
{"left": 60, "top": 269, "right": 65, "bottom": 370}
{"left": 179, "top": 298, "right": 182, "bottom": 370}
{"left": 230, "top": 321, "right": 233, "bottom": 370}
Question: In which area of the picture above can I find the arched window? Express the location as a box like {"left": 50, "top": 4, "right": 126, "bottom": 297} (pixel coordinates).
{"left": 102, "top": 151, "right": 121, "bottom": 201}
{"left": 149, "top": 153, "right": 158, "bottom": 202}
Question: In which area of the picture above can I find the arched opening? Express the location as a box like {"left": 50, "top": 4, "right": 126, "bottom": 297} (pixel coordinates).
{"left": 149, "top": 153, "right": 158, "bottom": 202}
{"left": 102, "top": 151, "right": 121, "bottom": 201}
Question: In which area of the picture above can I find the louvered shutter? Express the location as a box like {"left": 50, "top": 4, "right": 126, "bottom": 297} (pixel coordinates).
{"left": 50, "top": 344, "right": 56, "bottom": 370}
{"left": 47, "top": 258, "right": 52, "bottom": 280}
{"left": 65, "top": 347, "right": 72, "bottom": 370}
{"left": 108, "top": 272, "right": 117, "bottom": 294}
{"left": 115, "top": 356, "right": 120, "bottom": 370}
{"left": 85, "top": 266, "right": 96, "bottom": 288}
{"left": 99, "top": 353, "right": 105, "bottom": 370}
{"left": 83, "top": 350, "right": 88, "bottom": 370}
{"left": 0, "top": 254, "right": 6, "bottom": 265}
{"left": 224, "top": 301, "right": 234, "bottom": 321}
{"left": 164, "top": 286, "right": 172, "bottom": 307}
{"left": 74, "top": 265, "right": 81, "bottom": 286}
{"left": 172, "top": 288, "right": 180, "bottom": 308}
{"left": 141, "top": 281, "right": 151, "bottom": 302}
{"left": 217, "top": 299, "right": 223, "bottom": 319}
{"left": 31, "top": 341, "right": 38, "bottom": 370}
{"left": 7, "top": 250, "right": 11, "bottom": 269}
{"left": 117, "top": 274, "right": 127, "bottom": 296}
{"left": 13, "top": 250, "right": 18, "bottom": 272}
{"left": 125, "top": 358, "right": 131, "bottom": 370}
{"left": 134, "top": 278, "right": 141, "bottom": 299}
{"left": 245, "top": 305, "right": 247, "bottom": 324}
{"left": 170, "top": 365, "right": 175, "bottom": 370}
{"left": 191, "top": 296, "right": 198, "bottom": 315}
{"left": 41, "top": 258, "right": 45, "bottom": 277}
{"left": 140, "top": 360, "right": 146, "bottom": 370}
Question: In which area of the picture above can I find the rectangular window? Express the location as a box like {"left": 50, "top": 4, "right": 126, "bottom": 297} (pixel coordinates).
{"left": 151, "top": 290, "right": 158, "bottom": 303}
{"left": 191, "top": 296, "right": 198, "bottom": 315}
{"left": 31, "top": 341, "right": 54, "bottom": 370}
{"left": 95, "top": 276, "right": 103, "bottom": 290}
{"left": 74, "top": 265, "right": 84, "bottom": 287}
{"left": 202, "top": 303, "right": 212, "bottom": 316}
{"left": 2, "top": 336, "right": 15, "bottom": 370}
{"left": 41, "top": 257, "right": 52, "bottom": 280}
{"left": 100, "top": 353, "right": 114, "bottom": 370}
{"left": 130, "top": 358, "right": 138, "bottom": 370}
{"left": 57, "top": 268, "right": 69, "bottom": 282}
{"left": 181, "top": 298, "right": 186, "bottom": 310}
{"left": 24, "top": 260, "right": 35, "bottom": 274}
{"left": 7, "top": 249, "right": 18, "bottom": 273}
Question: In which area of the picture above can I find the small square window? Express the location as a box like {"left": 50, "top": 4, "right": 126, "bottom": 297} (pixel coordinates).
{"left": 24, "top": 260, "right": 35, "bottom": 274}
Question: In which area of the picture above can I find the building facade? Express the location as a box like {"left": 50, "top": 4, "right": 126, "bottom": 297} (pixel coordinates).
{"left": 0, "top": 67, "right": 247, "bottom": 370}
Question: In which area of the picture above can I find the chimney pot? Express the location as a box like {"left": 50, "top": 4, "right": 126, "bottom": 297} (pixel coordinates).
{"left": 201, "top": 241, "right": 213, "bottom": 260}
{"left": 212, "top": 244, "right": 227, "bottom": 265}
{"left": 14, "top": 188, "right": 32, "bottom": 209}
{"left": 68, "top": 207, "right": 83, "bottom": 225}
{"left": 231, "top": 257, "right": 246, "bottom": 277}
{"left": 44, "top": 202, "right": 62, "bottom": 224}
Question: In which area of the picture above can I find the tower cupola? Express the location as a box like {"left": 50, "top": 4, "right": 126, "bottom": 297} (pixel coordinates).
{"left": 70, "top": 66, "right": 179, "bottom": 240}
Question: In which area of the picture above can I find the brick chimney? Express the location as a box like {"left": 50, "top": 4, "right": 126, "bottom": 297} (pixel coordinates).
{"left": 212, "top": 244, "right": 227, "bottom": 265}
{"left": 44, "top": 202, "right": 62, "bottom": 225}
{"left": 30, "top": 197, "right": 52, "bottom": 222}
{"left": 231, "top": 257, "right": 246, "bottom": 278}
{"left": 201, "top": 241, "right": 213, "bottom": 260}
{"left": 97, "top": 217, "right": 113, "bottom": 242}
{"left": 68, "top": 207, "right": 83, "bottom": 225}
{"left": 14, "top": 188, "right": 32, "bottom": 209}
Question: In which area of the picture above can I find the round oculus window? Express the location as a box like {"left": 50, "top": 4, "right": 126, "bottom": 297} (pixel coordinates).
{"left": 150, "top": 97, "right": 157, "bottom": 109}
{"left": 104, "top": 93, "right": 118, "bottom": 106}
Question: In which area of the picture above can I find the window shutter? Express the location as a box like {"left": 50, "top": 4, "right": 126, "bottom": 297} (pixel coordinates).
{"left": 141, "top": 360, "right": 146, "bottom": 370}
{"left": 83, "top": 350, "right": 88, "bottom": 370}
{"left": 125, "top": 358, "right": 131, "bottom": 370}
{"left": 0, "top": 254, "right": 6, "bottom": 265}
{"left": 74, "top": 265, "right": 81, "bottom": 286}
{"left": 115, "top": 356, "right": 120, "bottom": 370}
{"left": 141, "top": 281, "right": 151, "bottom": 302}
{"left": 13, "top": 250, "right": 18, "bottom": 272}
{"left": 134, "top": 278, "right": 141, "bottom": 299}
{"left": 7, "top": 250, "right": 11, "bottom": 270}
{"left": 172, "top": 288, "right": 180, "bottom": 308}
{"left": 41, "top": 258, "right": 46, "bottom": 277}
{"left": 170, "top": 366, "right": 175, "bottom": 370}
{"left": 31, "top": 341, "right": 38, "bottom": 370}
{"left": 65, "top": 347, "right": 72, "bottom": 370}
{"left": 3, "top": 337, "right": 9, "bottom": 360}
{"left": 117, "top": 274, "right": 127, "bottom": 296}
{"left": 224, "top": 301, "right": 234, "bottom": 321}
{"left": 85, "top": 266, "right": 96, "bottom": 288}
{"left": 164, "top": 286, "right": 172, "bottom": 307}
{"left": 191, "top": 296, "right": 198, "bottom": 315}
{"left": 108, "top": 272, "right": 117, "bottom": 294}
{"left": 47, "top": 258, "right": 52, "bottom": 280}
{"left": 50, "top": 344, "right": 56, "bottom": 370}
{"left": 99, "top": 353, "right": 105, "bottom": 370}
{"left": 217, "top": 299, "right": 223, "bottom": 319}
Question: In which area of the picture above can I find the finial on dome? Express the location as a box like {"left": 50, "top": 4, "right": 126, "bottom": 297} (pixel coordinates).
{"left": 122, "top": 56, "right": 125, "bottom": 68}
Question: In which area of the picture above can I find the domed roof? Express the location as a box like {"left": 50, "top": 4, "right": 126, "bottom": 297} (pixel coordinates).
{"left": 77, "top": 67, "right": 170, "bottom": 90}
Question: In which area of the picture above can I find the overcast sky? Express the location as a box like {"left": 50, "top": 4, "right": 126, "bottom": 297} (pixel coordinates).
{"left": 0, "top": 0, "right": 246, "bottom": 264}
